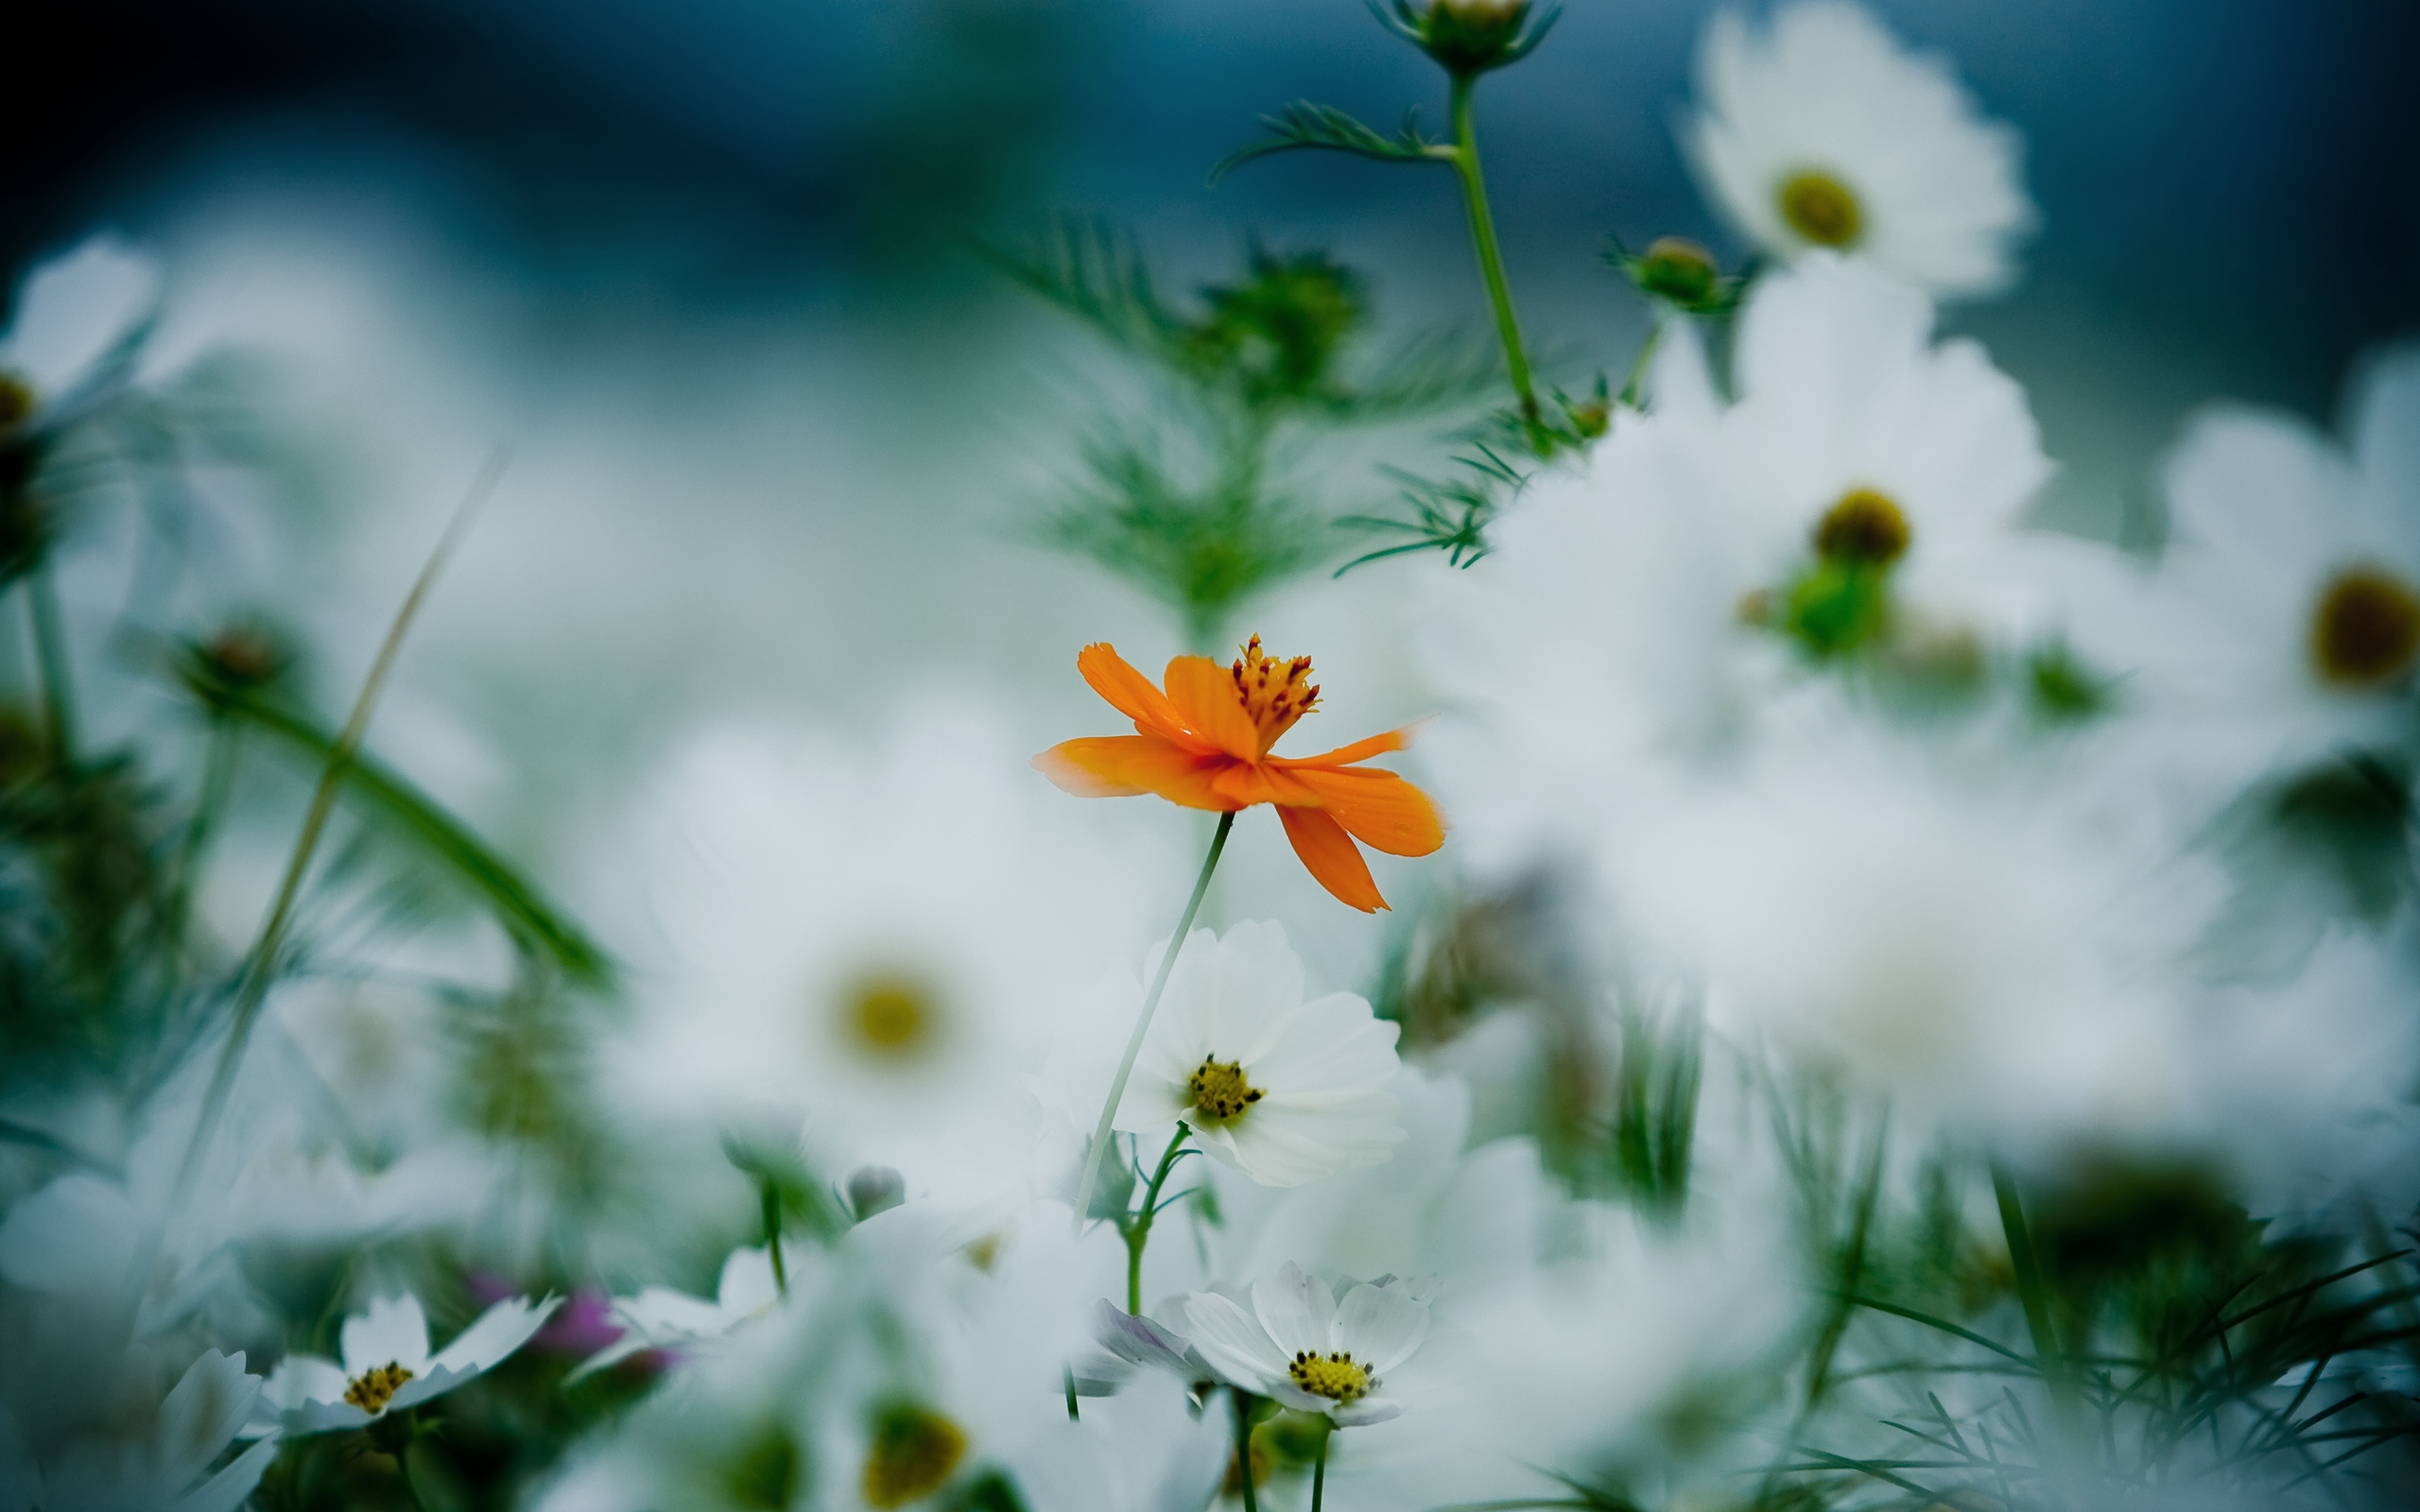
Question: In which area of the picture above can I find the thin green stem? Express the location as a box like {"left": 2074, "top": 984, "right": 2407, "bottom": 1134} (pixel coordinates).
{"left": 761, "top": 1177, "right": 789, "bottom": 1297}
{"left": 164, "top": 715, "right": 241, "bottom": 957}
{"left": 1992, "top": 1158, "right": 2077, "bottom": 1418}
{"left": 26, "top": 559, "right": 77, "bottom": 771}
{"left": 1446, "top": 74, "right": 1539, "bottom": 435}
{"left": 159, "top": 451, "right": 506, "bottom": 1238}
{"left": 1071, "top": 811, "right": 1235, "bottom": 1229}
{"left": 1123, "top": 1122, "right": 1194, "bottom": 1314}
{"left": 1616, "top": 318, "right": 1665, "bottom": 409}
{"left": 1233, "top": 1388, "right": 1262, "bottom": 1512}
{"left": 1311, "top": 1420, "right": 1332, "bottom": 1512}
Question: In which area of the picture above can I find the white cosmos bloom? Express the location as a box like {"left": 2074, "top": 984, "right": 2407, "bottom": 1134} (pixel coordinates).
{"left": 0, "top": 1349, "right": 280, "bottom": 1512}
{"left": 247, "top": 1293, "right": 561, "bottom": 1436}
{"left": 596, "top": 698, "right": 1170, "bottom": 1202}
{"left": 569, "top": 1246, "right": 787, "bottom": 1382}
{"left": 1182, "top": 1263, "right": 1435, "bottom": 1427}
{"left": 1105, "top": 920, "right": 1405, "bottom": 1188}
{"left": 0, "top": 235, "right": 161, "bottom": 430}
{"left": 1685, "top": 0, "right": 2035, "bottom": 299}
{"left": 2053, "top": 346, "right": 2420, "bottom": 797}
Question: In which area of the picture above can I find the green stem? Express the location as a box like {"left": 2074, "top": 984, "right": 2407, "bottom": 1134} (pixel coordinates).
{"left": 1071, "top": 811, "right": 1235, "bottom": 1228}
{"left": 761, "top": 1177, "right": 789, "bottom": 1296}
{"left": 160, "top": 452, "right": 506, "bottom": 1235}
{"left": 1310, "top": 1420, "right": 1331, "bottom": 1512}
{"left": 1232, "top": 1389, "right": 1262, "bottom": 1512}
{"left": 1616, "top": 318, "right": 1665, "bottom": 409}
{"left": 26, "top": 560, "right": 77, "bottom": 771}
{"left": 1992, "top": 1158, "right": 2076, "bottom": 1417}
{"left": 164, "top": 715, "right": 241, "bottom": 956}
{"left": 1123, "top": 1123, "right": 1193, "bottom": 1314}
{"left": 1446, "top": 74, "right": 1539, "bottom": 434}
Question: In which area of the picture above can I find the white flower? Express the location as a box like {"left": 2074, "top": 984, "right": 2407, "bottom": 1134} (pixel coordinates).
{"left": 248, "top": 1292, "right": 561, "bottom": 1436}
{"left": 596, "top": 698, "right": 1174, "bottom": 1202}
{"left": 0, "top": 1349, "right": 280, "bottom": 1512}
{"left": 0, "top": 235, "right": 161, "bottom": 433}
{"left": 1103, "top": 920, "right": 1405, "bottom": 1187}
{"left": 1182, "top": 1263, "right": 1434, "bottom": 1427}
{"left": 1684, "top": 0, "right": 2035, "bottom": 299}
{"left": 570, "top": 1246, "right": 786, "bottom": 1381}
{"left": 2054, "top": 345, "right": 2420, "bottom": 796}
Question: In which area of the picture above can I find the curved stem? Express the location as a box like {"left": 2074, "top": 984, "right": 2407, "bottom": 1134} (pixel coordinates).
{"left": 1071, "top": 812, "right": 1235, "bottom": 1229}
{"left": 26, "top": 559, "right": 77, "bottom": 771}
{"left": 1232, "top": 1389, "right": 1262, "bottom": 1512}
{"left": 1124, "top": 1123, "right": 1193, "bottom": 1314}
{"left": 761, "top": 1177, "right": 789, "bottom": 1297}
{"left": 1447, "top": 74, "right": 1539, "bottom": 434}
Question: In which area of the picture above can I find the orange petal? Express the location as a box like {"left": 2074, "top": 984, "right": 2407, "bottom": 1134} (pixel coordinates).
{"left": 1077, "top": 644, "right": 1205, "bottom": 750}
{"left": 1272, "top": 717, "right": 1432, "bottom": 769}
{"left": 1285, "top": 766, "right": 1445, "bottom": 857}
{"left": 1033, "top": 737, "right": 1232, "bottom": 810}
{"left": 1276, "top": 804, "right": 1389, "bottom": 913}
{"left": 1162, "top": 656, "right": 1263, "bottom": 761}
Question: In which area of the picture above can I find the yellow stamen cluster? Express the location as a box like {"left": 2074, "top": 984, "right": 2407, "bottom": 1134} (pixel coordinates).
{"left": 1232, "top": 635, "right": 1319, "bottom": 753}
{"left": 1187, "top": 1056, "right": 1264, "bottom": 1125}
{"left": 1814, "top": 488, "right": 1911, "bottom": 566}
{"left": 1288, "top": 1349, "right": 1374, "bottom": 1403}
{"left": 839, "top": 973, "right": 937, "bottom": 1060}
{"left": 1779, "top": 170, "right": 1863, "bottom": 249}
{"left": 862, "top": 1404, "right": 967, "bottom": 1508}
{"left": 2312, "top": 565, "right": 2420, "bottom": 687}
{"left": 343, "top": 1362, "right": 414, "bottom": 1415}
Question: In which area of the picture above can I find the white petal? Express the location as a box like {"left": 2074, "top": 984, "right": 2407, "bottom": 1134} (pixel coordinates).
{"left": 341, "top": 1295, "right": 432, "bottom": 1376}
{"left": 1332, "top": 1398, "right": 1404, "bottom": 1428}
{"left": 1336, "top": 1281, "right": 1431, "bottom": 1374}
{"left": 384, "top": 1363, "right": 475, "bottom": 1414}
{"left": 426, "top": 1295, "right": 562, "bottom": 1377}
{"left": 1251, "top": 1263, "right": 1334, "bottom": 1359}
{"left": 716, "top": 1246, "right": 782, "bottom": 1316}
{"left": 0, "top": 237, "right": 161, "bottom": 397}
{"left": 156, "top": 1350, "right": 261, "bottom": 1492}
{"left": 1180, "top": 1292, "right": 1288, "bottom": 1390}
{"left": 169, "top": 1435, "right": 282, "bottom": 1512}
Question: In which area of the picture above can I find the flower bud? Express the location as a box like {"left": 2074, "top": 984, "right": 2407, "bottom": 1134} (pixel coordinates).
{"left": 847, "top": 1164, "right": 906, "bottom": 1221}
{"left": 1616, "top": 236, "right": 1739, "bottom": 316}
{"left": 1387, "top": 0, "right": 1552, "bottom": 78}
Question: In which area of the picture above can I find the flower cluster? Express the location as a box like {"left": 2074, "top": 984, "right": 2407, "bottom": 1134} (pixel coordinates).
{"left": 2, "top": 4, "right": 2415, "bottom": 1512}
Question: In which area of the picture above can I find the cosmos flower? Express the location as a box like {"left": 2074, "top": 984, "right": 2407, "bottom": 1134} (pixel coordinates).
{"left": 0, "top": 1349, "right": 281, "bottom": 1512}
{"left": 569, "top": 1246, "right": 787, "bottom": 1382}
{"left": 247, "top": 1292, "right": 561, "bottom": 1436}
{"left": 1683, "top": 1, "right": 2034, "bottom": 299}
{"left": 2051, "top": 345, "right": 2420, "bottom": 795}
{"left": 1108, "top": 920, "right": 1406, "bottom": 1188}
{"left": 0, "top": 235, "right": 161, "bottom": 438}
{"left": 1182, "top": 1263, "right": 1435, "bottom": 1427}
{"left": 1034, "top": 638, "right": 1445, "bottom": 912}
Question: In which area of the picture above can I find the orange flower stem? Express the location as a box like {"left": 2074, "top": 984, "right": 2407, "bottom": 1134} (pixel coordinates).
{"left": 1072, "top": 810, "right": 1235, "bottom": 1231}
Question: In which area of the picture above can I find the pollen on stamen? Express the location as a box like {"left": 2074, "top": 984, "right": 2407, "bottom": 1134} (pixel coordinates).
{"left": 343, "top": 1361, "right": 415, "bottom": 1414}
{"left": 1288, "top": 1348, "right": 1374, "bottom": 1402}
{"left": 1231, "top": 634, "right": 1321, "bottom": 752}
{"left": 1187, "top": 1055, "right": 1265, "bottom": 1125}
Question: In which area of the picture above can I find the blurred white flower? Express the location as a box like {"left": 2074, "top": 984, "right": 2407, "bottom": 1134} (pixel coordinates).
{"left": 1099, "top": 920, "right": 1405, "bottom": 1188}
{"left": 1685, "top": 0, "right": 2035, "bottom": 299}
{"left": 0, "top": 235, "right": 161, "bottom": 431}
{"left": 570, "top": 1245, "right": 786, "bottom": 1381}
{"left": 1614, "top": 709, "right": 2218, "bottom": 1147}
{"left": 248, "top": 1292, "right": 560, "bottom": 1436}
{"left": 2056, "top": 346, "right": 2420, "bottom": 796}
{"left": 1182, "top": 1263, "right": 1435, "bottom": 1427}
{"left": 596, "top": 697, "right": 1171, "bottom": 1203}
{"left": 0, "top": 1349, "right": 280, "bottom": 1512}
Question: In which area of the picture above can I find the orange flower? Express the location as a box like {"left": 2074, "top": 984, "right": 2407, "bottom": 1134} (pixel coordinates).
{"left": 1034, "top": 638, "right": 1445, "bottom": 912}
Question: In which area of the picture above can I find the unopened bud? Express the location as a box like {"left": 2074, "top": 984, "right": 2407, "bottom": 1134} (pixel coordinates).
{"left": 202, "top": 624, "right": 291, "bottom": 691}
{"left": 1635, "top": 237, "right": 1720, "bottom": 309}
{"left": 1395, "top": 0, "right": 1546, "bottom": 77}
{"left": 847, "top": 1164, "right": 905, "bottom": 1222}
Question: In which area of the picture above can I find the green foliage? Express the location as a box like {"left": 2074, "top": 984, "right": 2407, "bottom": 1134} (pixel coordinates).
{"left": 1209, "top": 101, "right": 1451, "bottom": 182}
{"left": 1607, "top": 235, "right": 1746, "bottom": 318}
{"left": 1335, "top": 447, "right": 1523, "bottom": 574}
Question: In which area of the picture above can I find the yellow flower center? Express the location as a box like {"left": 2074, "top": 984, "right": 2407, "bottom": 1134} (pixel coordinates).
{"left": 837, "top": 972, "right": 942, "bottom": 1061}
{"left": 1288, "top": 1349, "right": 1374, "bottom": 1403}
{"left": 862, "top": 1403, "right": 967, "bottom": 1508}
{"left": 1778, "top": 170, "right": 1864, "bottom": 249}
{"left": 2311, "top": 565, "right": 2420, "bottom": 687}
{"left": 1813, "top": 488, "right": 1910, "bottom": 566}
{"left": 1232, "top": 635, "right": 1319, "bottom": 754}
{"left": 1187, "top": 1056, "right": 1264, "bottom": 1125}
{"left": 0, "top": 374, "right": 32, "bottom": 432}
{"left": 343, "top": 1362, "right": 415, "bottom": 1415}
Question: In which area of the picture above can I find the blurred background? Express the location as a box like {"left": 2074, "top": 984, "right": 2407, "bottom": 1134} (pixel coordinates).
{"left": 6, "top": 0, "right": 2418, "bottom": 975}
